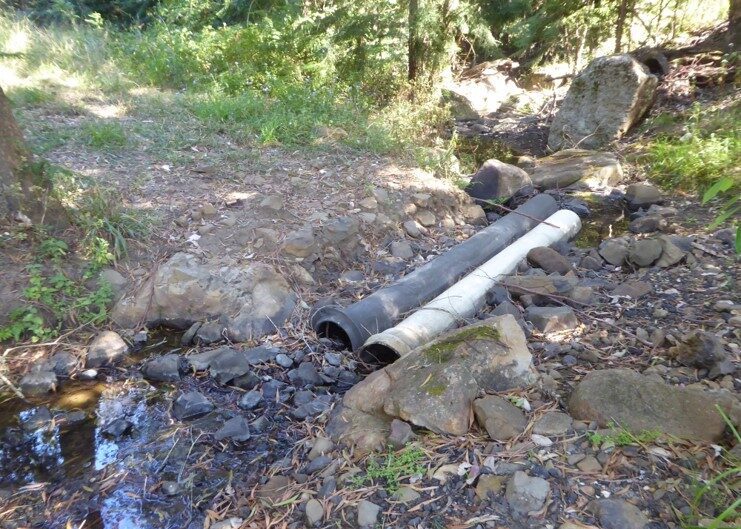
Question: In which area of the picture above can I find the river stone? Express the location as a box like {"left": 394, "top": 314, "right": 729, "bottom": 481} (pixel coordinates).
{"left": 667, "top": 332, "right": 733, "bottom": 378}
{"left": 340, "top": 315, "right": 535, "bottom": 437}
{"left": 326, "top": 406, "right": 391, "bottom": 453}
{"left": 214, "top": 416, "right": 251, "bottom": 442}
{"left": 598, "top": 239, "right": 628, "bottom": 266}
{"left": 527, "top": 247, "right": 573, "bottom": 274}
{"left": 588, "top": 499, "right": 650, "bottom": 529}
{"left": 416, "top": 209, "right": 436, "bottom": 227}
{"left": 244, "top": 346, "right": 280, "bottom": 365}
{"left": 42, "top": 351, "right": 78, "bottom": 377}
{"left": 611, "top": 280, "right": 651, "bottom": 299}
{"left": 195, "top": 321, "right": 225, "bottom": 344}
{"left": 357, "top": 500, "right": 381, "bottom": 527}
{"left": 308, "top": 437, "right": 334, "bottom": 460}
{"left": 532, "top": 411, "right": 573, "bottom": 437}
{"left": 568, "top": 369, "right": 734, "bottom": 442}
{"left": 403, "top": 220, "right": 423, "bottom": 238}
{"left": 257, "top": 475, "right": 292, "bottom": 505}
{"left": 627, "top": 238, "right": 662, "bottom": 267}
{"left": 98, "top": 268, "right": 128, "bottom": 300}
{"left": 527, "top": 150, "right": 623, "bottom": 190}
{"left": 142, "top": 354, "right": 182, "bottom": 382}
{"left": 173, "top": 391, "right": 214, "bottom": 420}
{"left": 20, "top": 370, "right": 57, "bottom": 396}
{"left": 86, "top": 330, "right": 129, "bottom": 368}
{"left": 323, "top": 216, "right": 359, "bottom": 247}
{"left": 393, "top": 485, "right": 421, "bottom": 503}
{"left": 466, "top": 159, "right": 532, "bottom": 203}
{"left": 475, "top": 475, "right": 506, "bottom": 500}
{"left": 505, "top": 471, "right": 550, "bottom": 514}
{"left": 388, "top": 419, "right": 413, "bottom": 448}
{"left": 628, "top": 215, "right": 663, "bottom": 234}
{"left": 473, "top": 395, "right": 527, "bottom": 440}
{"left": 209, "top": 348, "right": 251, "bottom": 385}
{"left": 462, "top": 203, "right": 488, "bottom": 225}
{"left": 502, "top": 275, "right": 578, "bottom": 304}
{"left": 655, "top": 235, "right": 686, "bottom": 267}
{"left": 525, "top": 306, "right": 579, "bottom": 332}
{"left": 625, "top": 183, "right": 662, "bottom": 209}
{"left": 111, "top": 252, "right": 295, "bottom": 342}
{"left": 390, "top": 241, "right": 414, "bottom": 260}
{"left": 282, "top": 227, "right": 316, "bottom": 258}
{"left": 548, "top": 54, "right": 657, "bottom": 151}
{"left": 305, "top": 498, "right": 323, "bottom": 526}
{"left": 186, "top": 347, "right": 231, "bottom": 371}
{"left": 238, "top": 390, "right": 262, "bottom": 410}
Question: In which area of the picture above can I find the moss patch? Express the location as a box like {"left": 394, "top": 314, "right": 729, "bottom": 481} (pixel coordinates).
{"left": 423, "top": 325, "right": 501, "bottom": 364}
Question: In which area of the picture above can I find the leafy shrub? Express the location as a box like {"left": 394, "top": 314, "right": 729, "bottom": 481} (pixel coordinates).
{"left": 644, "top": 103, "right": 740, "bottom": 192}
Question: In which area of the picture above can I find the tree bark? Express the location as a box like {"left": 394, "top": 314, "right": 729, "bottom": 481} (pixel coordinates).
{"left": 0, "top": 86, "right": 33, "bottom": 220}
{"left": 614, "top": 0, "right": 632, "bottom": 54}
{"left": 408, "top": 0, "right": 421, "bottom": 81}
{"left": 731, "top": 0, "right": 741, "bottom": 51}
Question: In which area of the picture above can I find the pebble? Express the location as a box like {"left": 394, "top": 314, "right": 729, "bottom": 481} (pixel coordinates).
{"left": 275, "top": 353, "right": 293, "bottom": 368}
{"left": 308, "top": 437, "right": 334, "bottom": 461}
{"left": 238, "top": 390, "right": 262, "bottom": 410}
{"left": 577, "top": 455, "right": 602, "bottom": 473}
{"left": 505, "top": 471, "right": 550, "bottom": 514}
{"left": 533, "top": 412, "right": 573, "bottom": 437}
{"left": 306, "top": 455, "right": 332, "bottom": 474}
{"left": 305, "top": 498, "right": 323, "bottom": 526}
{"left": 357, "top": 500, "right": 381, "bottom": 527}
{"left": 213, "top": 416, "right": 251, "bottom": 442}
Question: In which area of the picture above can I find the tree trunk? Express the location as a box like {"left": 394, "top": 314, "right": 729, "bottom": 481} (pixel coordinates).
{"left": 614, "top": 0, "right": 631, "bottom": 53}
{"left": 731, "top": 0, "right": 741, "bottom": 51}
{"left": 408, "top": 0, "right": 421, "bottom": 81}
{"left": 0, "top": 86, "right": 34, "bottom": 220}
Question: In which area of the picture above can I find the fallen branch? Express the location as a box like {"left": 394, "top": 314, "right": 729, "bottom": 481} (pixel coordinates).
{"left": 489, "top": 203, "right": 560, "bottom": 228}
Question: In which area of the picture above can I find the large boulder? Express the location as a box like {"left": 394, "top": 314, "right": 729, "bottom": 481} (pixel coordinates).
{"left": 328, "top": 315, "right": 535, "bottom": 450}
{"left": 568, "top": 369, "right": 739, "bottom": 442}
{"left": 527, "top": 150, "right": 623, "bottom": 190}
{"left": 466, "top": 159, "right": 532, "bottom": 203}
{"left": 112, "top": 252, "right": 295, "bottom": 341}
{"left": 548, "top": 55, "right": 657, "bottom": 151}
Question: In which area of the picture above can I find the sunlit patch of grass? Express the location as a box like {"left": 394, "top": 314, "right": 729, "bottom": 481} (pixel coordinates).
{"left": 6, "top": 85, "right": 56, "bottom": 106}
{"left": 641, "top": 101, "right": 740, "bottom": 192}
{"left": 82, "top": 121, "right": 128, "bottom": 149}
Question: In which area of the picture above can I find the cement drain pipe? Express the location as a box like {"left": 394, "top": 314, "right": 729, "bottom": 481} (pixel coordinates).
{"left": 311, "top": 194, "right": 559, "bottom": 351}
{"left": 358, "top": 209, "right": 581, "bottom": 363}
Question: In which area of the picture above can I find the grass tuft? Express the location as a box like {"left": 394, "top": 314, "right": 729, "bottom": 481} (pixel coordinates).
{"left": 82, "top": 121, "right": 128, "bottom": 149}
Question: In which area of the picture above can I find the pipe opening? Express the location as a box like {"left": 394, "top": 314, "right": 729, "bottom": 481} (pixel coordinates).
{"left": 316, "top": 321, "right": 352, "bottom": 350}
{"left": 358, "top": 343, "right": 400, "bottom": 366}
{"left": 643, "top": 57, "right": 665, "bottom": 76}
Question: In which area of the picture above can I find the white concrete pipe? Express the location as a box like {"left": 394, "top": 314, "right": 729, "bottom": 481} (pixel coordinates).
{"left": 358, "top": 209, "right": 582, "bottom": 363}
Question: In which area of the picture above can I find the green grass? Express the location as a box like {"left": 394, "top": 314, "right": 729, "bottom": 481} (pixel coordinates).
{"left": 681, "top": 406, "right": 740, "bottom": 529}
{"left": 0, "top": 11, "right": 450, "bottom": 157}
{"left": 586, "top": 422, "right": 663, "bottom": 448}
{"left": 350, "top": 445, "right": 426, "bottom": 493}
{"left": 82, "top": 121, "right": 128, "bottom": 149}
{"left": 642, "top": 102, "right": 740, "bottom": 192}
{"left": 6, "top": 86, "right": 56, "bottom": 106}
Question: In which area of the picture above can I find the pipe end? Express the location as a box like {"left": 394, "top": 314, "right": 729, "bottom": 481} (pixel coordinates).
{"left": 311, "top": 305, "right": 365, "bottom": 351}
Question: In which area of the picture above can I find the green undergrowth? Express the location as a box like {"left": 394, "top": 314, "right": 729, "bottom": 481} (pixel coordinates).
{"left": 681, "top": 407, "right": 740, "bottom": 529}
{"left": 350, "top": 445, "right": 426, "bottom": 493}
{"left": 640, "top": 99, "right": 740, "bottom": 250}
{"left": 642, "top": 100, "right": 739, "bottom": 191}
{"left": 0, "top": 235, "right": 113, "bottom": 343}
{"left": 586, "top": 423, "right": 663, "bottom": 449}
{"left": 0, "top": 11, "right": 451, "bottom": 156}
{"left": 0, "top": 164, "right": 151, "bottom": 343}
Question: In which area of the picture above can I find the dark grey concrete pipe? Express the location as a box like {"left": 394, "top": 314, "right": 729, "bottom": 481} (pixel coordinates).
{"left": 310, "top": 193, "right": 558, "bottom": 352}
